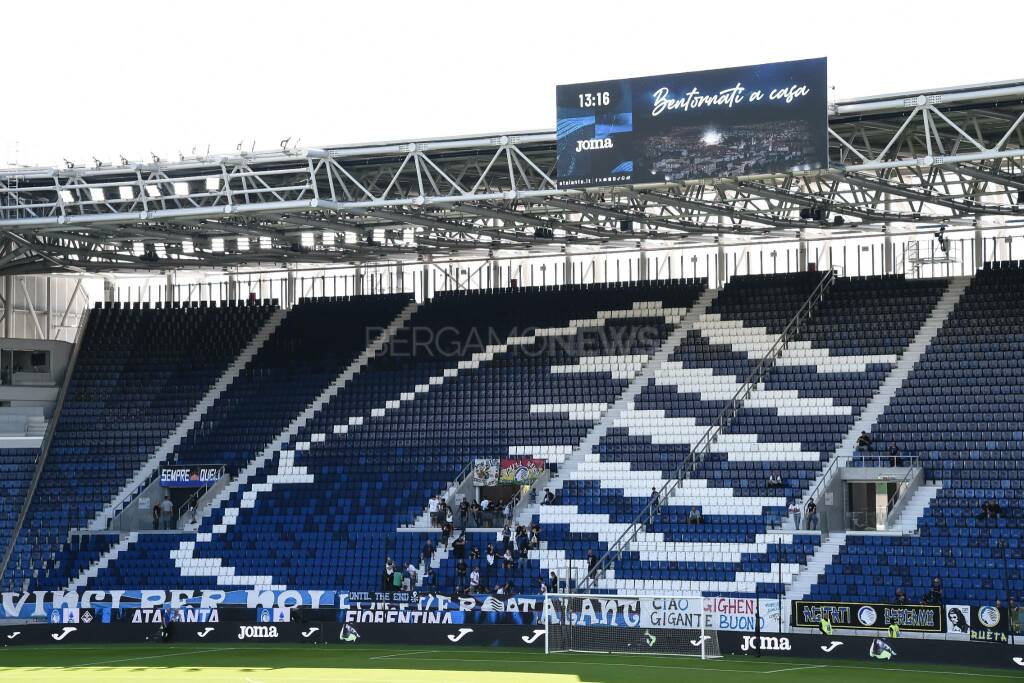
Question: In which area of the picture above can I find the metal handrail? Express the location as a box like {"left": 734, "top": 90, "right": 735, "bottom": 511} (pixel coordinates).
{"left": 579, "top": 269, "right": 838, "bottom": 590}
{"left": 819, "top": 456, "right": 925, "bottom": 532}
{"left": 801, "top": 453, "right": 921, "bottom": 529}
{"left": 882, "top": 457, "right": 923, "bottom": 529}
{"left": 801, "top": 454, "right": 844, "bottom": 517}
{"left": 175, "top": 466, "right": 226, "bottom": 528}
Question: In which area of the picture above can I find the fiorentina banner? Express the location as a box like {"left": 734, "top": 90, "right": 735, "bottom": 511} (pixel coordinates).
{"left": 498, "top": 458, "right": 544, "bottom": 485}
{"left": 556, "top": 57, "right": 827, "bottom": 188}
{"left": 472, "top": 458, "right": 499, "bottom": 486}
{"left": 159, "top": 465, "right": 223, "bottom": 488}
{"left": 792, "top": 600, "right": 943, "bottom": 633}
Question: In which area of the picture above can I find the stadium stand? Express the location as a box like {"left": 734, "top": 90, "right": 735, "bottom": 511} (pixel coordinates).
{"left": 6, "top": 268, "right": 1021, "bottom": 610}
{"left": 83, "top": 280, "right": 708, "bottom": 591}
{"left": 170, "top": 294, "right": 414, "bottom": 475}
{"left": 522, "top": 273, "right": 948, "bottom": 597}
{"left": 807, "top": 262, "right": 1024, "bottom": 605}
{"left": 2, "top": 302, "right": 276, "bottom": 591}
{"left": 83, "top": 294, "right": 415, "bottom": 591}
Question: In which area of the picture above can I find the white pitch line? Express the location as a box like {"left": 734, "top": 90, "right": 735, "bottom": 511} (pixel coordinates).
{"left": 64, "top": 647, "right": 237, "bottom": 667}
{"left": 370, "top": 649, "right": 444, "bottom": 660}
{"left": 762, "top": 664, "right": 827, "bottom": 674}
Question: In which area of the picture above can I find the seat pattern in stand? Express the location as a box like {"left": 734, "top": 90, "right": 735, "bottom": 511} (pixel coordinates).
{"left": 85, "top": 282, "right": 707, "bottom": 591}
{"left": 807, "top": 263, "right": 1024, "bottom": 605}
{"left": 4, "top": 302, "right": 275, "bottom": 592}
{"left": 532, "top": 274, "right": 947, "bottom": 597}
{"left": 0, "top": 449, "right": 39, "bottom": 550}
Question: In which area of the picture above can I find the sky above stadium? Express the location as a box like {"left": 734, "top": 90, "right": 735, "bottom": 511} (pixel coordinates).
{"left": 4, "top": 0, "right": 1023, "bottom": 168}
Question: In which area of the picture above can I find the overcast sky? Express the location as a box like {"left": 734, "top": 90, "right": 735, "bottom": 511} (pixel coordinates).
{"left": 4, "top": 0, "right": 1023, "bottom": 168}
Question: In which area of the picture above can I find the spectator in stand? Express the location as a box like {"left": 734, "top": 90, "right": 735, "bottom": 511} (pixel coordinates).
{"left": 502, "top": 547, "right": 514, "bottom": 570}
{"left": 152, "top": 503, "right": 161, "bottom": 531}
{"left": 856, "top": 431, "right": 872, "bottom": 453}
{"left": 383, "top": 558, "right": 395, "bottom": 592}
{"left": 421, "top": 538, "right": 435, "bottom": 564}
{"left": 587, "top": 549, "right": 597, "bottom": 574}
{"left": 922, "top": 577, "right": 943, "bottom": 606}
{"left": 688, "top": 506, "right": 704, "bottom": 525}
{"left": 404, "top": 562, "right": 418, "bottom": 589}
{"left": 453, "top": 533, "right": 466, "bottom": 559}
{"left": 494, "top": 583, "right": 506, "bottom": 596}
{"left": 484, "top": 544, "right": 496, "bottom": 585}
{"left": 649, "top": 487, "right": 661, "bottom": 523}
{"left": 456, "top": 558, "right": 468, "bottom": 587}
{"left": 501, "top": 523, "right": 512, "bottom": 551}
{"left": 887, "top": 442, "right": 902, "bottom": 467}
{"left": 804, "top": 498, "right": 819, "bottom": 530}
{"left": 470, "top": 546, "right": 480, "bottom": 562}
{"left": 1009, "top": 597, "right": 1020, "bottom": 636}
{"left": 459, "top": 499, "right": 470, "bottom": 530}
{"left": 422, "top": 566, "right": 435, "bottom": 590}
{"left": 160, "top": 495, "right": 174, "bottom": 530}
{"left": 528, "top": 525, "right": 540, "bottom": 550}
{"left": 479, "top": 497, "right": 491, "bottom": 525}
{"left": 515, "top": 527, "right": 529, "bottom": 559}
{"left": 538, "top": 577, "right": 548, "bottom": 595}
{"left": 548, "top": 571, "right": 558, "bottom": 592}
{"left": 444, "top": 503, "right": 454, "bottom": 528}
{"left": 440, "top": 521, "right": 452, "bottom": 548}
{"left": 542, "top": 488, "right": 555, "bottom": 505}
{"left": 767, "top": 472, "right": 783, "bottom": 488}
{"left": 470, "top": 500, "right": 481, "bottom": 527}
{"left": 428, "top": 495, "right": 440, "bottom": 527}
{"left": 503, "top": 499, "right": 515, "bottom": 526}
{"left": 503, "top": 581, "right": 516, "bottom": 597}
{"left": 469, "top": 566, "right": 480, "bottom": 593}
{"left": 978, "top": 499, "right": 1004, "bottom": 520}
{"left": 788, "top": 500, "right": 801, "bottom": 530}
{"left": 894, "top": 587, "right": 908, "bottom": 606}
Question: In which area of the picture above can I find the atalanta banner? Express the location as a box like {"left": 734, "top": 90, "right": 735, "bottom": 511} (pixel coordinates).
{"left": 793, "top": 600, "right": 943, "bottom": 633}
{"left": 498, "top": 458, "right": 544, "bottom": 485}
{"left": 970, "top": 605, "right": 1010, "bottom": 643}
{"left": 160, "top": 465, "right": 224, "bottom": 488}
{"left": 556, "top": 57, "right": 827, "bottom": 188}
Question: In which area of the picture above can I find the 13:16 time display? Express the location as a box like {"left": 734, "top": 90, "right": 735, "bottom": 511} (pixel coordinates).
{"left": 577, "top": 91, "right": 610, "bottom": 107}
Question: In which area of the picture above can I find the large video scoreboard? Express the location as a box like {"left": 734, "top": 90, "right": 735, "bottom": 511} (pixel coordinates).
{"left": 556, "top": 57, "right": 828, "bottom": 188}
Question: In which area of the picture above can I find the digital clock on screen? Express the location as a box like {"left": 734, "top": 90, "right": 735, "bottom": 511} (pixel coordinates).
{"left": 577, "top": 92, "right": 610, "bottom": 108}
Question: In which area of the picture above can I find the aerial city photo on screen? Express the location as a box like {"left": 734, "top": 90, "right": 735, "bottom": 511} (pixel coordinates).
{"left": 556, "top": 57, "right": 828, "bottom": 188}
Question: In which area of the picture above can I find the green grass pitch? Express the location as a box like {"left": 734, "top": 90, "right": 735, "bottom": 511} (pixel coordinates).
{"left": 0, "top": 644, "right": 1017, "bottom": 682}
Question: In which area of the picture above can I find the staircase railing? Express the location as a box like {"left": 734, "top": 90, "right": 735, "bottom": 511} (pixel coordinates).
{"left": 176, "top": 466, "right": 227, "bottom": 529}
{"left": 881, "top": 457, "right": 923, "bottom": 530}
{"left": 579, "top": 269, "right": 838, "bottom": 591}
{"left": 0, "top": 307, "right": 92, "bottom": 585}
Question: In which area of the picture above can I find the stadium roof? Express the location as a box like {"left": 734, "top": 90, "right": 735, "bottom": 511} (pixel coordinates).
{"left": 1, "top": 78, "right": 1024, "bottom": 276}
